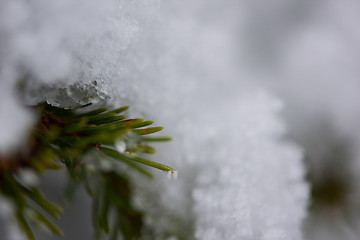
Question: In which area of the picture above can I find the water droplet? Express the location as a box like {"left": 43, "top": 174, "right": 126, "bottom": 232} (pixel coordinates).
{"left": 167, "top": 170, "right": 178, "bottom": 180}
{"left": 115, "top": 140, "right": 126, "bottom": 153}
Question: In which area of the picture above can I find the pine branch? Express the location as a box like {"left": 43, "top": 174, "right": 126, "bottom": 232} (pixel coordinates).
{"left": 0, "top": 102, "right": 174, "bottom": 240}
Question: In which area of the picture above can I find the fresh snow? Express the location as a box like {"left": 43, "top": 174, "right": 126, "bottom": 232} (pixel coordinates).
{"left": 0, "top": 1, "right": 311, "bottom": 240}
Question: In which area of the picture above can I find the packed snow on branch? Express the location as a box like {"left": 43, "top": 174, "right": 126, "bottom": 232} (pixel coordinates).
{"left": 0, "top": 0, "right": 309, "bottom": 240}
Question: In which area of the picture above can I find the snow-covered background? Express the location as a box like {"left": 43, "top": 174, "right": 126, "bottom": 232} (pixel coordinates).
{"left": 0, "top": 0, "right": 359, "bottom": 240}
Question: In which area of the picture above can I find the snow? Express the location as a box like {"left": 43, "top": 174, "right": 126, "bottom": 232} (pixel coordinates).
{"left": 234, "top": 1, "right": 360, "bottom": 239}
{"left": 133, "top": 92, "right": 307, "bottom": 240}
{"left": 0, "top": 197, "right": 26, "bottom": 240}
{"left": 0, "top": 80, "right": 34, "bottom": 151}
{"left": 0, "top": 0, "right": 310, "bottom": 240}
{"left": 192, "top": 95, "right": 307, "bottom": 240}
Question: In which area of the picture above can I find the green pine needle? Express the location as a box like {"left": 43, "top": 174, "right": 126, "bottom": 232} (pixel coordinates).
{"left": 0, "top": 102, "right": 174, "bottom": 240}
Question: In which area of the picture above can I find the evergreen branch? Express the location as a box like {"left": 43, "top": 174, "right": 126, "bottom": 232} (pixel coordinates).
{"left": 0, "top": 102, "right": 174, "bottom": 240}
